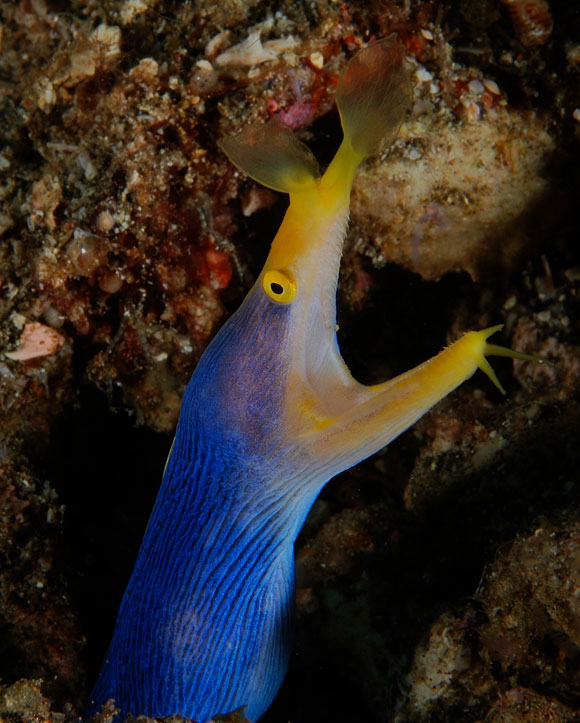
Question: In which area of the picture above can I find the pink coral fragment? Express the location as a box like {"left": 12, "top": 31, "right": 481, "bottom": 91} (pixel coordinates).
{"left": 278, "top": 97, "right": 316, "bottom": 130}
{"left": 5, "top": 322, "right": 65, "bottom": 361}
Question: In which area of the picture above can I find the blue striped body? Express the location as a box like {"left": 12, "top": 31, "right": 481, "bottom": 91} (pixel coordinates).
{"left": 88, "top": 288, "right": 323, "bottom": 721}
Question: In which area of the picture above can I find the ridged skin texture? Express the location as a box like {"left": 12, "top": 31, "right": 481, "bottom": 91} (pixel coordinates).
{"left": 88, "top": 290, "right": 318, "bottom": 722}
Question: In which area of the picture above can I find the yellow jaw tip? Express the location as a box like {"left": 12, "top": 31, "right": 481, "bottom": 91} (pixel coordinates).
{"left": 466, "top": 325, "right": 551, "bottom": 395}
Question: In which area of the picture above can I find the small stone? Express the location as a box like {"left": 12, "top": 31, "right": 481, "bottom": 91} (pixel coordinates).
{"left": 483, "top": 78, "right": 501, "bottom": 95}
{"left": 92, "top": 24, "right": 122, "bottom": 59}
{"left": 66, "top": 229, "right": 107, "bottom": 276}
{"left": 121, "top": 0, "right": 156, "bottom": 24}
{"left": 129, "top": 57, "right": 159, "bottom": 79}
{"left": 77, "top": 151, "right": 97, "bottom": 180}
{"left": 416, "top": 67, "right": 433, "bottom": 83}
{"left": 468, "top": 79, "right": 485, "bottom": 95}
{"left": 309, "top": 51, "right": 324, "bottom": 69}
{"left": 96, "top": 210, "right": 115, "bottom": 233}
{"left": 461, "top": 98, "right": 481, "bottom": 122}
{"left": 0, "top": 213, "right": 13, "bottom": 236}
{"left": 42, "top": 306, "right": 65, "bottom": 329}
{"left": 99, "top": 273, "right": 123, "bottom": 294}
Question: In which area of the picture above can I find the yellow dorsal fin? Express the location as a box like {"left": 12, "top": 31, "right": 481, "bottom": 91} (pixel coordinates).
{"left": 218, "top": 116, "right": 320, "bottom": 194}
{"left": 336, "top": 35, "right": 413, "bottom": 161}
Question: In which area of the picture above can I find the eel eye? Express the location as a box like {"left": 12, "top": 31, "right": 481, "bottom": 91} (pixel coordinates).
{"left": 263, "top": 269, "right": 296, "bottom": 303}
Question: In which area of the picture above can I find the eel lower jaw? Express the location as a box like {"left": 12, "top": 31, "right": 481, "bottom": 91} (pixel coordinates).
{"left": 284, "top": 313, "right": 366, "bottom": 441}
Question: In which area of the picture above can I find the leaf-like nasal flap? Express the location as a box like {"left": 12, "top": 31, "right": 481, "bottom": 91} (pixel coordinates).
{"left": 337, "top": 35, "right": 413, "bottom": 159}
{"left": 219, "top": 116, "right": 320, "bottom": 194}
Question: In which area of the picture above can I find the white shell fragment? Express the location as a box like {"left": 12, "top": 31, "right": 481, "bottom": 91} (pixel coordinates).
{"left": 215, "top": 31, "right": 297, "bottom": 67}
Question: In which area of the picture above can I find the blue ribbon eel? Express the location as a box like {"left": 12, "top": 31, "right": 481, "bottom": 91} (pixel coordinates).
{"left": 87, "top": 36, "right": 544, "bottom": 723}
